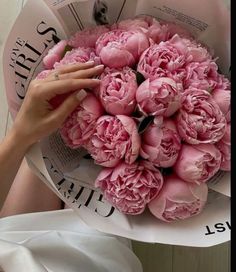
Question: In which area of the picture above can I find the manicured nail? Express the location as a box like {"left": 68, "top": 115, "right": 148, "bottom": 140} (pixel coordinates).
{"left": 92, "top": 79, "right": 101, "bottom": 83}
{"left": 85, "top": 60, "right": 95, "bottom": 65}
{"left": 76, "top": 89, "right": 87, "bottom": 101}
{"left": 95, "top": 64, "right": 104, "bottom": 69}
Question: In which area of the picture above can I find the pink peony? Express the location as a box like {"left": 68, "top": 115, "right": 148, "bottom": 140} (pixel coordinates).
{"left": 215, "top": 123, "right": 231, "bottom": 171}
{"left": 137, "top": 41, "right": 185, "bottom": 81}
{"left": 116, "top": 17, "right": 193, "bottom": 44}
{"left": 145, "top": 17, "right": 169, "bottom": 44}
{"left": 115, "top": 16, "right": 167, "bottom": 44}
{"left": 68, "top": 25, "right": 110, "bottom": 48}
{"left": 60, "top": 94, "right": 104, "bottom": 149}
{"left": 173, "top": 144, "right": 222, "bottom": 184}
{"left": 96, "top": 30, "right": 149, "bottom": 68}
{"left": 177, "top": 88, "right": 226, "bottom": 144}
{"left": 169, "top": 35, "right": 212, "bottom": 62}
{"left": 211, "top": 75, "right": 231, "bottom": 122}
{"left": 215, "top": 74, "right": 231, "bottom": 90}
{"left": 161, "top": 22, "right": 193, "bottom": 40}
{"left": 54, "top": 47, "right": 100, "bottom": 69}
{"left": 87, "top": 115, "right": 141, "bottom": 167}
{"left": 36, "top": 69, "right": 52, "bottom": 80}
{"left": 140, "top": 118, "right": 182, "bottom": 168}
{"left": 136, "top": 77, "right": 182, "bottom": 117}
{"left": 137, "top": 34, "right": 211, "bottom": 82}
{"left": 95, "top": 160, "right": 164, "bottom": 215}
{"left": 183, "top": 60, "right": 219, "bottom": 91}
{"left": 43, "top": 40, "right": 68, "bottom": 69}
{"left": 99, "top": 67, "right": 138, "bottom": 115}
{"left": 148, "top": 174, "right": 208, "bottom": 222}
{"left": 114, "top": 18, "right": 149, "bottom": 32}
{"left": 144, "top": 18, "right": 193, "bottom": 44}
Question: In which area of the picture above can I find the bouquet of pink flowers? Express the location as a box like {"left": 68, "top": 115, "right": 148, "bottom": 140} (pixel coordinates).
{"left": 37, "top": 16, "right": 231, "bottom": 223}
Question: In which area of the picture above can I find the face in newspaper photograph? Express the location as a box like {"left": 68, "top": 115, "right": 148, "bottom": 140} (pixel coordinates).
{"left": 93, "top": 0, "right": 109, "bottom": 25}
{"left": 57, "top": 0, "right": 138, "bottom": 33}
{"left": 92, "top": 0, "right": 137, "bottom": 25}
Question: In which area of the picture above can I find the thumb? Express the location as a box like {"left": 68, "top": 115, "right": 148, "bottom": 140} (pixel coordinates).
{"left": 51, "top": 89, "right": 87, "bottom": 124}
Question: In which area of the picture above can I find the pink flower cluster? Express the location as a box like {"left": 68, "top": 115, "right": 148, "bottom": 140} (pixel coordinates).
{"left": 38, "top": 16, "right": 231, "bottom": 222}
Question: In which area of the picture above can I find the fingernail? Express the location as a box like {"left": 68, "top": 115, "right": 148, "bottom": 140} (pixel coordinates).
{"left": 95, "top": 64, "right": 104, "bottom": 69}
{"left": 76, "top": 89, "right": 87, "bottom": 101}
{"left": 85, "top": 60, "right": 95, "bottom": 65}
{"left": 92, "top": 79, "right": 101, "bottom": 83}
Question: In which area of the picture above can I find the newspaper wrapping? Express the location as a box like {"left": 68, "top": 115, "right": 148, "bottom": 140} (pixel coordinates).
{"left": 3, "top": 0, "right": 230, "bottom": 247}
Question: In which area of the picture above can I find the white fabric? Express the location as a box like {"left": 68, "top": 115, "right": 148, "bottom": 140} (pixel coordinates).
{"left": 0, "top": 209, "right": 143, "bottom": 272}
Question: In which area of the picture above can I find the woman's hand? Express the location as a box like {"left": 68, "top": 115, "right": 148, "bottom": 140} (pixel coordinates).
{"left": 12, "top": 61, "right": 104, "bottom": 147}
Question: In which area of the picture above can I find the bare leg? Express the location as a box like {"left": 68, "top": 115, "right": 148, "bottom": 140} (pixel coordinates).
{"left": 0, "top": 158, "right": 62, "bottom": 218}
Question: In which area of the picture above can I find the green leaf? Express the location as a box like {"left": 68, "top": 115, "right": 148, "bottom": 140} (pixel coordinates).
{"left": 136, "top": 71, "right": 146, "bottom": 86}
{"left": 160, "top": 168, "right": 173, "bottom": 176}
{"left": 138, "top": 116, "right": 154, "bottom": 134}
{"left": 51, "top": 35, "right": 73, "bottom": 58}
{"left": 83, "top": 154, "right": 93, "bottom": 160}
{"left": 61, "top": 44, "right": 74, "bottom": 58}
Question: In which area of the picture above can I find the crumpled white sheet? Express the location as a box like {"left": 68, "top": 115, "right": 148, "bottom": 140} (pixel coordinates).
{"left": 0, "top": 210, "right": 143, "bottom": 272}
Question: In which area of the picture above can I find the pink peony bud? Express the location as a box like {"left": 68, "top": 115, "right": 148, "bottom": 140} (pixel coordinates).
{"left": 174, "top": 144, "right": 222, "bottom": 184}
{"left": 95, "top": 160, "right": 164, "bottom": 215}
{"left": 43, "top": 40, "right": 68, "bottom": 69}
{"left": 54, "top": 47, "right": 100, "bottom": 69}
{"left": 161, "top": 22, "right": 193, "bottom": 40}
{"left": 146, "top": 17, "right": 168, "bottom": 44}
{"left": 96, "top": 30, "right": 149, "bottom": 68}
{"left": 136, "top": 77, "right": 182, "bottom": 117}
{"left": 115, "top": 17, "right": 193, "bottom": 44}
{"left": 177, "top": 88, "right": 227, "bottom": 144}
{"left": 215, "top": 123, "right": 231, "bottom": 171}
{"left": 60, "top": 94, "right": 104, "bottom": 149}
{"left": 211, "top": 75, "right": 231, "bottom": 123}
{"left": 99, "top": 67, "right": 138, "bottom": 115}
{"left": 140, "top": 118, "right": 181, "bottom": 168}
{"left": 87, "top": 115, "right": 141, "bottom": 167}
{"left": 115, "top": 16, "right": 167, "bottom": 44}
{"left": 139, "top": 17, "right": 191, "bottom": 44}
{"left": 148, "top": 174, "right": 208, "bottom": 222}
{"left": 113, "top": 17, "right": 149, "bottom": 32}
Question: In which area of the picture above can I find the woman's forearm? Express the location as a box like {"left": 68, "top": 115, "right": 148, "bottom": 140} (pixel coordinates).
{"left": 0, "top": 63, "right": 102, "bottom": 194}
{"left": 0, "top": 128, "right": 31, "bottom": 193}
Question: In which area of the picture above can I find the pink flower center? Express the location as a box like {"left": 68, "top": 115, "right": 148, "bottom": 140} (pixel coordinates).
{"left": 163, "top": 199, "right": 201, "bottom": 221}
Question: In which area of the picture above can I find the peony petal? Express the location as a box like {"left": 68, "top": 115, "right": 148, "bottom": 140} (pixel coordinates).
{"left": 148, "top": 195, "right": 167, "bottom": 221}
{"left": 100, "top": 46, "right": 135, "bottom": 68}
{"left": 189, "top": 183, "right": 208, "bottom": 202}
{"left": 163, "top": 175, "right": 197, "bottom": 203}
{"left": 95, "top": 168, "right": 113, "bottom": 187}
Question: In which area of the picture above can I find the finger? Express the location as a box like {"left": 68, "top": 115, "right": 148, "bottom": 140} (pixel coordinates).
{"left": 39, "top": 78, "right": 100, "bottom": 99}
{"left": 49, "top": 89, "right": 87, "bottom": 124}
{"left": 42, "top": 61, "right": 98, "bottom": 82}
{"left": 57, "top": 64, "right": 104, "bottom": 80}
{"left": 56, "top": 61, "right": 96, "bottom": 74}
